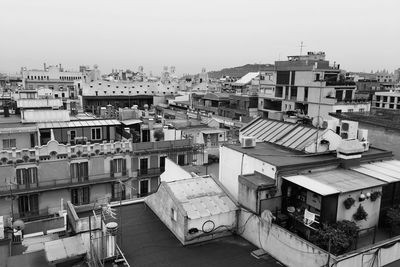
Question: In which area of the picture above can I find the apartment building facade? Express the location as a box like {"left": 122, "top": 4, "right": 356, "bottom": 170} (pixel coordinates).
{"left": 21, "top": 64, "right": 82, "bottom": 100}
{"left": 258, "top": 52, "right": 370, "bottom": 120}
{"left": 0, "top": 138, "right": 202, "bottom": 221}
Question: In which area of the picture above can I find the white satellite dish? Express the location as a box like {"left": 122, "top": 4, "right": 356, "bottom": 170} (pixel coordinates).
{"left": 312, "top": 116, "right": 324, "bottom": 128}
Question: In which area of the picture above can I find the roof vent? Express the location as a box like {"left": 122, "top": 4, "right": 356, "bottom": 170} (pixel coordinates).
{"left": 241, "top": 136, "right": 256, "bottom": 148}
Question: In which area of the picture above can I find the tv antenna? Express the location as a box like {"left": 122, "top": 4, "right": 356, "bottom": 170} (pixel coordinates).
{"left": 299, "top": 41, "right": 306, "bottom": 56}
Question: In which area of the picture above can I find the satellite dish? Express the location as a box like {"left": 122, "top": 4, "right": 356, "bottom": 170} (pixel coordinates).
{"left": 13, "top": 219, "right": 25, "bottom": 231}
{"left": 312, "top": 117, "right": 324, "bottom": 128}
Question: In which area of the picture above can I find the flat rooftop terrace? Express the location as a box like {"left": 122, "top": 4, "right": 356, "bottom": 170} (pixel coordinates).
{"left": 114, "top": 203, "right": 282, "bottom": 267}
{"left": 224, "top": 142, "right": 392, "bottom": 170}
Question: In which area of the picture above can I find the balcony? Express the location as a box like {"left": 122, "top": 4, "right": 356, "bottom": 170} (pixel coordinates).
{"left": 136, "top": 167, "right": 163, "bottom": 178}
{"left": 0, "top": 172, "right": 126, "bottom": 196}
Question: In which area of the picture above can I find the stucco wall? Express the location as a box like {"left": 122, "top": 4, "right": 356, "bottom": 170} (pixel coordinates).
{"left": 39, "top": 160, "right": 70, "bottom": 184}
{"left": 219, "top": 146, "right": 277, "bottom": 200}
{"left": 0, "top": 132, "right": 34, "bottom": 150}
{"left": 336, "top": 187, "right": 382, "bottom": 230}
{"left": 239, "top": 210, "right": 329, "bottom": 267}
{"left": 145, "top": 184, "right": 185, "bottom": 243}
{"left": 238, "top": 181, "right": 257, "bottom": 213}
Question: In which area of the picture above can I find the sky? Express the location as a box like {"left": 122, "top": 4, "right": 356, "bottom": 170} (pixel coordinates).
{"left": 0, "top": 0, "right": 399, "bottom": 76}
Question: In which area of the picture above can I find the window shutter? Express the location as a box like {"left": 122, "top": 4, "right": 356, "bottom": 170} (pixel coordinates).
{"left": 82, "top": 162, "right": 89, "bottom": 181}
{"left": 23, "top": 169, "right": 28, "bottom": 185}
{"left": 16, "top": 169, "right": 22, "bottom": 185}
{"left": 70, "top": 164, "right": 75, "bottom": 180}
{"left": 110, "top": 159, "right": 114, "bottom": 178}
{"left": 122, "top": 159, "right": 127, "bottom": 176}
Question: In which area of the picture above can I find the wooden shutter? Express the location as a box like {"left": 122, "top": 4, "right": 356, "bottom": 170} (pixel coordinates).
{"left": 122, "top": 159, "right": 127, "bottom": 176}
{"left": 16, "top": 169, "right": 22, "bottom": 185}
{"left": 110, "top": 159, "right": 114, "bottom": 178}
{"left": 82, "top": 162, "right": 89, "bottom": 181}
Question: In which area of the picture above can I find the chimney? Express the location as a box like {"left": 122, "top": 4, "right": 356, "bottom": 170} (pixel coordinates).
{"left": 43, "top": 63, "right": 47, "bottom": 71}
{"left": 337, "top": 139, "right": 364, "bottom": 169}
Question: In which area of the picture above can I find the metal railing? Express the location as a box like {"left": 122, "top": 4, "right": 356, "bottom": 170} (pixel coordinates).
{"left": 137, "top": 167, "right": 162, "bottom": 177}
{"left": 0, "top": 172, "right": 126, "bottom": 195}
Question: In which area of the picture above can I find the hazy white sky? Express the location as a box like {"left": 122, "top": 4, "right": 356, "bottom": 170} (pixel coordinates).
{"left": 0, "top": 0, "right": 399, "bottom": 75}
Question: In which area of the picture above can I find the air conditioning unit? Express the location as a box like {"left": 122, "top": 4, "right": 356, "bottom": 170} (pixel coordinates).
{"left": 361, "top": 140, "right": 370, "bottom": 151}
{"left": 322, "top": 120, "right": 338, "bottom": 131}
{"left": 340, "top": 120, "right": 358, "bottom": 140}
{"left": 357, "top": 129, "right": 368, "bottom": 142}
{"left": 241, "top": 136, "right": 256, "bottom": 148}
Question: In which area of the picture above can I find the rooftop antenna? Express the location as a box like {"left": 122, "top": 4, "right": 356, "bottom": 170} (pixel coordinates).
{"left": 299, "top": 41, "right": 306, "bottom": 56}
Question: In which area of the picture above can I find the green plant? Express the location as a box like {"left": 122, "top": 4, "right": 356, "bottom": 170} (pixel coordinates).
{"left": 386, "top": 207, "right": 400, "bottom": 235}
{"left": 153, "top": 129, "right": 164, "bottom": 141}
{"left": 343, "top": 197, "right": 355, "bottom": 209}
{"left": 353, "top": 204, "right": 368, "bottom": 221}
{"left": 333, "top": 220, "right": 359, "bottom": 239}
{"left": 370, "top": 191, "right": 381, "bottom": 202}
{"left": 310, "top": 223, "right": 354, "bottom": 255}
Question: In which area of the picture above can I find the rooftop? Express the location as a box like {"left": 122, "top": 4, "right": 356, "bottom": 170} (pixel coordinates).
{"left": 329, "top": 112, "right": 400, "bottom": 132}
{"left": 240, "top": 118, "right": 330, "bottom": 152}
{"left": 115, "top": 203, "right": 281, "bottom": 267}
{"left": 224, "top": 142, "right": 392, "bottom": 170}
{"left": 284, "top": 168, "right": 386, "bottom": 196}
{"left": 165, "top": 177, "right": 237, "bottom": 220}
{"left": 233, "top": 72, "right": 259, "bottom": 85}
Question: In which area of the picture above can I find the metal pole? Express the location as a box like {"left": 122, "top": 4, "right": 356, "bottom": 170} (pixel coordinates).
{"left": 10, "top": 185, "right": 14, "bottom": 223}
{"left": 119, "top": 182, "right": 123, "bottom": 249}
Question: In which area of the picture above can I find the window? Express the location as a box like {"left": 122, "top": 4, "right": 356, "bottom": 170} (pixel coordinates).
{"left": 104, "top": 91, "right": 107, "bottom": 94}
{"left": 110, "top": 158, "right": 127, "bottom": 176}
{"left": 171, "top": 208, "right": 177, "bottom": 221}
{"left": 91, "top": 128, "right": 102, "bottom": 140}
{"left": 70, "top": 162, "right": 88, "bottom": 181}
{"left": 139, "top": 179, "right": 150, "bottom": 197}
{"left": 3, "top": 138, "right": 16, "bottom": 149}
{"left": 16, "top": 167, "right": 38, "bottom": 185}
{"left": 71, "top": 187, "right": 90, "bottom": 205}
{"left": 139, "top": 157, "right": 148, "bottom": 175}
{"left": 348, "top": 109, "right": 353, "bottom": 113}
{"left": 18, "top": 194, "right": 39, "bottom": 217}
{"left": 177, "top": 154, "right": 185, "bottom": 166}
{"left": 111, "top": 183, "right": 126, "bottom": 201}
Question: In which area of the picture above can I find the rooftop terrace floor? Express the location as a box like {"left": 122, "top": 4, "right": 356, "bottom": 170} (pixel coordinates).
{"left": 115, "top": 203, "right": 283, "bottom": 267}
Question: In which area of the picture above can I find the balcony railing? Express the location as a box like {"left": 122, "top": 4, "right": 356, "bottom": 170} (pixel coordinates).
{"left": 0, "top": 172, "right": 125, "bottom": 196}
{"left": 137, "top": 167, "right": 162, "bottom": 177}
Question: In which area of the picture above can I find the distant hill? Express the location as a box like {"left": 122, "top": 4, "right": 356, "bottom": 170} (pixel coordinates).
{"left": 208, "top": 64, "right": 274, "bottom": 79}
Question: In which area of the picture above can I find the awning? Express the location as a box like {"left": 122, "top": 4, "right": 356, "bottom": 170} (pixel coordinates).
{"left": 121, "top": 119, "right": 142, "bottom": 125}
{"left": 283, "top": 175, "right": 340, "bottom": 196}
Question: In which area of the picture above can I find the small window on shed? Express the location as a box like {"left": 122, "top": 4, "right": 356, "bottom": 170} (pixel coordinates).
{"left": 171, "top": 208, "right": 177, "bottom": 221}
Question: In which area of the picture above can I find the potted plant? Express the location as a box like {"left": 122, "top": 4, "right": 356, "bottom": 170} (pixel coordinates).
{"left": 353, "top": 205, "right": 368, "bottom": 221}
{"left": 343, "top": 197, "right": 355, "bottom": 209}
{"left": 370, "top": 191, "right": 382, "bottom": 202}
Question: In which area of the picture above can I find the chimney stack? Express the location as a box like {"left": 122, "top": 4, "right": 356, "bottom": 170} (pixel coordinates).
{"left": 337, "top": 139, "right": 364, "bottom": 169}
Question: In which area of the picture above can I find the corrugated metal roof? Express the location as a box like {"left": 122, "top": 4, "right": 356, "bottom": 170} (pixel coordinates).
{"left": 285, "top": 168, "right": 386, "bottom": 195}
{"left": 167, "top": 177, "right": 237, "bottom": 220}
{"left": 37, "top": 119, "right": 120, "bottom": 129}
{"left": 233, "top": 72, "right": 259, "bottom": 85}
{"left": 240, "top": 118, "right": 326, "bottom": 152}
{"left": 283, "top": 175, "right": 339, "bottom": 196}
{"left": 352, "top": 160, "right": 400, "bottom": 183}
